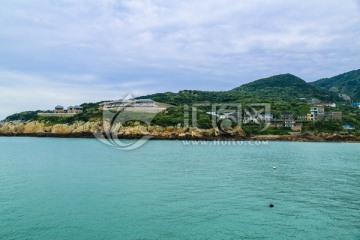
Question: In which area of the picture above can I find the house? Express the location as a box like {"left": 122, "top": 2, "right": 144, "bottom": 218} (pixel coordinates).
{"left": 54, "top": 105, "right": 65, "bottom": 113}
{"left": 255, "top": 113, "right": 273, "bottom": 122}
{"left": 296, "top": 115, "right": 307, "bottom": 121}
{"left": 321, "top": 103, "right": 336, "bottom": 107}
{"left": 323, "top": 112, "right": 343, "bottom": 121}
{"left": 206, "top": 112, "right": 217, "bottom": 116}
{"left": 243, "top": 115, "right": 259, "bottom": 124}
{"left": 218, "top": 113, "right": 233, "bottom": 119}
{"left": 68, "top": 105, "right": 83, "bottom": 114}
{"left": 291, "top": 123, "right": 302, "bottom": 132}
{"left": 284, "top": 120, "right": 294, "bottom": 128}
{"left": 309, "top": 105, "right": 325, "bottom": 121}
{"left": 243, "top": 113, "right": 273, "bottom": 123}
{"left": 310, "top": 98, "right": 321, "bottom": 105}
{"left": 263, "top": 113, "right": 274, "bottom": 121}
{"left": 331, "top": 112, "right": 342, "bottom": 121}
{"left": 280, "top": 112, "right": 293, "bottom": 120}
{"left": 38, "top": 104, "right": 83, "bottom": 117}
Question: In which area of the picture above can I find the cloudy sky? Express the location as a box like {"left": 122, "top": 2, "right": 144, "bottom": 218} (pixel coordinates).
{"left": 1, "top": 0, "right": 360, "bottom": 119}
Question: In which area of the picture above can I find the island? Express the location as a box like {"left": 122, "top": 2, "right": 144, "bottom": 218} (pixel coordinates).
{"left": 1, "top": 70, "right": 360, "bottom": 142}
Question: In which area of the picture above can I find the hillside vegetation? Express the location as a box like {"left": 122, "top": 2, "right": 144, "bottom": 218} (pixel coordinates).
{"left": 311, "top": 69, "right": 360, "bottom": 101}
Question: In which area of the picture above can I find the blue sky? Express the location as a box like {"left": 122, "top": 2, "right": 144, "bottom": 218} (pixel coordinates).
{"left": 1, "top": 0, "right": 360, "bottom": 119}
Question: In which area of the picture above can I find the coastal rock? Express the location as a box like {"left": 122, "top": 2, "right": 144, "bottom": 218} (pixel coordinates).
{"left": 1, "top": 120, "right": 357, "bottom": 142}
{"left": 21, "top": 121, "right": 46, "bottom": 133}
{"left": 51, "top": 124, "right": 74, "bottom": 134}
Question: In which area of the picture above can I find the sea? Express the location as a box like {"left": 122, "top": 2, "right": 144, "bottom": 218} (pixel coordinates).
{"left": 0, "top": 137, "right": 359, "bottom": 239}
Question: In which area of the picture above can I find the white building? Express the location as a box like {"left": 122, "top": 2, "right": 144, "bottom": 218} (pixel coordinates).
{"left": 310, "top": 105, "right": 325, "bottom": 121}
{"left": 99, "top": 99, "right": 156, "bottom": 109}
{"left": 321, "top": 103, "right": 336, "bottom": 108}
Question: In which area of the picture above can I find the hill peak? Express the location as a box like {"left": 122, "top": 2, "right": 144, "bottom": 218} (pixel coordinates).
{"left": 232, "top": 73, "right": 305, "bottom": 91}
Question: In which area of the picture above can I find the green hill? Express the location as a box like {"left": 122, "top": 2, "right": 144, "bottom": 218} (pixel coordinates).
{"left": 142, "top": 73, "right": 341, "bottom": 105}
{"left": 229, "top": 73, "right": 339, "bottom": 102}
{"left": 311, "top": 69, "right": 360, "bottom": 101}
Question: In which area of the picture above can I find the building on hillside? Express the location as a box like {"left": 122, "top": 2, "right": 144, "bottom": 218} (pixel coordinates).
{"left": 309, "top": 105, "right": 325, "bottom": 121}
{"left": 320, "top": 103, "right": 336, "bottom": 107}
{"left": 310, "top": 98, "right": 321, "bottom": 105}
{"left": 242, "top": 113, "right": 273, "bottom": 124}
{"left": 54, "top": 105, "right": 65, "bottom": 113}
{"left": 291, "top": 123, "right": 302, "bottom": 132}
{"left": 218, "top": 113, "right": 233, "bottom": 119}
{"left": 258, "top": 113, "right": 274, "bottom": 122}
{"left": 243, "top": 115, "right": 258, "bottom": 124}
{"left": 99, "top": 99, "right": 167, "bottom": 114}
{"left": 306, "top": 113, "right": 312, "bottom": 121}
{"left": 296, "top": 115, "right": 307, "bottom": 121}
{"left": 284, "top": 120, "right": 294, "bottom": 128}
{"left": 99, "top": 99, "right": 156, "bottom": 109}
{"left": 68, "top": 105, "right": 83, "bottom": 114}
{"left": 331, "top": 112, "right": 342, "bottom": 121}
{"left": 323, "top": 111, "right": 342, "bottom": 121}
{"left": 280, "top": 112, "right": 294, "bottom": 120}
{"left": 38, "top": 104, "right": 83, "bottom": 117}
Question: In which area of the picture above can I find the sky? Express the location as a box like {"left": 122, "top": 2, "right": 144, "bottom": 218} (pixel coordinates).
{"left": 1, "top": 0, "right": 360, "bottom": 119}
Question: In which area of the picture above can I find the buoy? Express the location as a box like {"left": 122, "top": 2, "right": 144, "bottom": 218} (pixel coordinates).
{"left": 269, "top": 203, "right": 274, "bottom": 208}
{"left": 273, "top": 166, "right": 276, "bottom": 170}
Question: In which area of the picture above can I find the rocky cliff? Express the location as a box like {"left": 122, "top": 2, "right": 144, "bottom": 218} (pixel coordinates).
{"left": 0, "top": 121, "right": 358, "bottom": 142}
{"left": 0, "top": 121, "right": 245, "bottom": 139}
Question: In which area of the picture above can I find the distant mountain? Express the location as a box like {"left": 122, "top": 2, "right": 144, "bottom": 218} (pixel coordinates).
{"left": 311, "top": 69, "right": 360, "bottom": 101}
{"left": 141, "top": 73, "right": 340, "bottom": 105}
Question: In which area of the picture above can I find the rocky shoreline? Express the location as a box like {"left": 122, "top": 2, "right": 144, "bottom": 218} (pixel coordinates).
{"left": 0, "top": 121, "right": 359, "bottom": 142}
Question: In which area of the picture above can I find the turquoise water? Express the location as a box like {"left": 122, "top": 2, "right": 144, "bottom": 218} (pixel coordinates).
{"left": 0, "top": 137, "right": 359, "bottom": 239}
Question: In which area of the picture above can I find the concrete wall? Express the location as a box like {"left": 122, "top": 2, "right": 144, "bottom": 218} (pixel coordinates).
{"left": 37, "top": 113, "right": 77, "bottom": 117}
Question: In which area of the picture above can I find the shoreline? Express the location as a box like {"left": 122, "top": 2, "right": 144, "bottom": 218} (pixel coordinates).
{"left": 1, "top": 132, "right": 359, "bottom": 143}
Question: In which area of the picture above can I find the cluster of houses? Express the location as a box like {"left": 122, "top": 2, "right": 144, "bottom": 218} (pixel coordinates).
{"left": 207, "top": 102, "right": 345, "bottom": 131}
{"left": 54, "top": 105, "right": 83, "bottom": 114}
{"left": 37, "top": 105, "right": 83, "bottom": 117}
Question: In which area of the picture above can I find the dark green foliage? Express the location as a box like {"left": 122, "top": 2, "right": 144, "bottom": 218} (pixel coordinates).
{"left": 150, "top": 106, "right": 213, "bottom": 128}
{"left": 151, "top": 106, "right": 185, "bottom": 127}
{"left": 230, "top": 74, "right": 340, "bottom": 102}
{"left": 35, "top": 116, "right": 77, "bottom": 125}
{"left": 5, "top": 111, "right": 44, "bottom": 121}
{"left": 140, "top": 74, "right": 342, "bottom": 111}
{"left": 302, "top": 121, "right": 344, "bottom": 133}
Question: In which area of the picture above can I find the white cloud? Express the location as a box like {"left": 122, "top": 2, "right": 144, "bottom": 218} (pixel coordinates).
{"left": 0, "top": 71, "right": 153, "bottom": 119}
{"left": 0, "top": 0, "right": 360, "bottom": 118}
